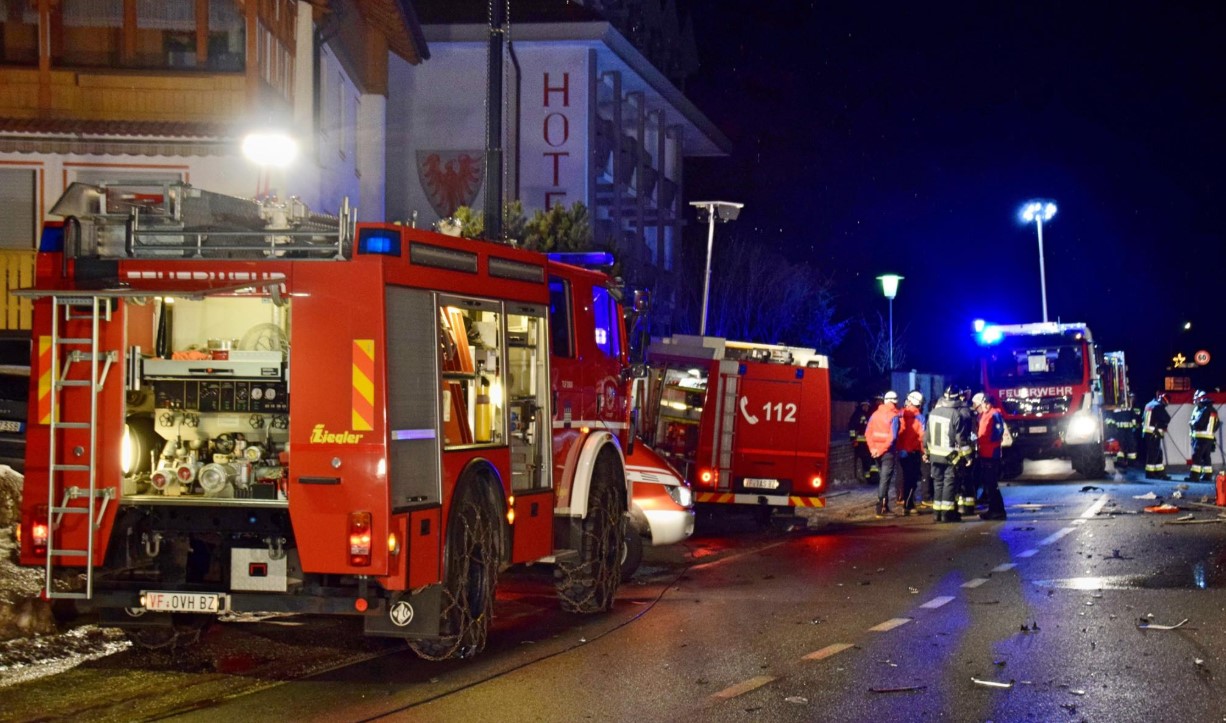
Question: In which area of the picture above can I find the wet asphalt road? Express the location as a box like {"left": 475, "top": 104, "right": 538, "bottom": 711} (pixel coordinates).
{"left": 4, "top": 464, "right": 1226, "bottom": 722}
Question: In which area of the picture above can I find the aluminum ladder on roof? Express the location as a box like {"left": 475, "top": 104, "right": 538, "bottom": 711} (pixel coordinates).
{"left": 713, "top": 370, "right": 739, "bottom": 489}
{"left": 44, "top": 295, "right": 117, "bottom": 600}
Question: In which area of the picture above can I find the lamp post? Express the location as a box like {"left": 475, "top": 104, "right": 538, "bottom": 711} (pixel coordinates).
{"left": 689, "top": 200, "right": 744, "bottom": 336}
{"left": 877, "top": 274, "right": 903, "bottom": 370}
{"left": 1019, "top": 200, "right": 1057, "bottom": 323}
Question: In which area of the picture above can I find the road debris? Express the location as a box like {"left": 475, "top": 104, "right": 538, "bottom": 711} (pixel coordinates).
{"left": 784, "top": 696, "right": 808, "bottom": 704}
{"left": 868, "top": 685, "right": 926, "bottom": 694}
{"left": 971, "top": 677, "right": 1014, "bottom": 689}
{"left": 1177, "top": 514, "right": 1195, "bottom": 521}
{"left": 1143, "top": 503, "right": 1181, "bottom": 514}
{"left": 1137, "top": 618, "right": 1188, "bottom": 630}
{"left": 1163, "top": 518, "right": 1223, "bottom": 525}
{"left": 1079, "top": 485, "right": 1103, "bottom": 493}
{"left": 1133, "top": 492, "right": 1159, "bottom": 500}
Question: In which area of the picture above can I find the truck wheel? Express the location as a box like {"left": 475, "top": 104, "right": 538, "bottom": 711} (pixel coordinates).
{"left": 1072, "top": 445, "right": 1106, "bottom": 480}
{"left": 556, "top": 448, "right": 625, "bottom": 613}
{"left": 409, "top": 480, "right": 500, "bottom": 660}
{"left": 620, "top": 520, "right": 644, "bottom": 582}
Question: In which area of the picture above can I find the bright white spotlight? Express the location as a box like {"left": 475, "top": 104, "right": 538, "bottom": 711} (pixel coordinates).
{"left": 242, "top": 131, "right": 299, "bottom": 168}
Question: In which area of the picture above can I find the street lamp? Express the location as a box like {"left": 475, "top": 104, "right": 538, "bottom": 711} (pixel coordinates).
{"left": 877, "top": 274, "right": 903, "bottom": 370}
{"left": 1019, "top": 200, "right": 1057, "bottom": 323}
{"left": 242, "top": 127, "right": 299, "bottom": 198}
{"left": 689, "top": 200, "right": 744, "bottom": 336}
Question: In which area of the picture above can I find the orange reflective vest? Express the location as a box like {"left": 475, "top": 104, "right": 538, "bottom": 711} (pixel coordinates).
{"left": 866, "top": 402, "right": 899, "bottom": 458}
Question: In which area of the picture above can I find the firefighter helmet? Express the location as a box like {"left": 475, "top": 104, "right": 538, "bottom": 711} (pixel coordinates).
{"left": 883, "top": 390, "right": 899, "bottom": 404}
{"left": 943, "top": 385, "right": 961, "bottom": 401}
{"left": 971, "top": 392, "right": 987, "bottom": 408}
{"left": 906, "top": 391, "right": 923, "bottom": 407}
{"left": 1194, "top": 389, "right": 1209, "bottom": 405}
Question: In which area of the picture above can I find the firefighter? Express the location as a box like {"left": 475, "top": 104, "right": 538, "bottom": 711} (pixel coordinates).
{"left": 1141, "top": 391, "right": 1171, "bottom": 480}
{"left": 1109, "top": 393, "right": 1139, "bottom": 469}
{"left": 847, "top": 400, "right": 876, "bottom": 485}
{"left": 866, "top": 390, "right": 901, "bottom": 517}
{"left": 956, "top": 388, "right": 978, "bottom": 517}
{"left": 897, "top": 391, "right": 926, "bottom": 514}
{"left": 972, "top": 392, "right": 1007, "bottom": 520}
{"left": 925, "top": 386, "right": 973, "bottom": 522}
{"left": 1187, "top": 390, "right": 1219, "bottom": 481}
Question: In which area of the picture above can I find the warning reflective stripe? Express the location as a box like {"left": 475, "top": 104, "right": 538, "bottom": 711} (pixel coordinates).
{"left": 37, "top": 336, "right": 52, "bottom": 424}
{"left": 694, "top": 491, "right": 825, "bottom": 508}
{"left": 352, "top": 340, "right": 375, "bottom": 431}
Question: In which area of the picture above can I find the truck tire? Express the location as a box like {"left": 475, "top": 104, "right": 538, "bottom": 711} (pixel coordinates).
{"left": 409, "top": 479, "right": 500, "bottom": 660}
{"left": 1072, "top": 445, "right": 1106, "bottom": 480}
{"left": 556, "top": 448, "right": 625, "bottom": 613}
{"left": 620, "top": 520, "right": 644, "bottom": 582}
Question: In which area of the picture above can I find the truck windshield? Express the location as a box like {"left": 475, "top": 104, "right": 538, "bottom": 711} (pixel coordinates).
{"left": 986, "top": 343, "right": 1085, "bottom": 387}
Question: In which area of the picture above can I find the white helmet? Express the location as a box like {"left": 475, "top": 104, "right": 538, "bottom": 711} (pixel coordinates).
{"left": 971, "top": 392, "right": 987, "bottom": 407}
{"left": 906, "top": 391, "right": 923, "bottom": 407}
{"left": 883, "top": 390, "right": 899, "bottom": 404}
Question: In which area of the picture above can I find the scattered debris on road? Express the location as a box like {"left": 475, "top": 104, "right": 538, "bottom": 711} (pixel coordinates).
{"left": 1079, "top": 485, "right": 1103, "bottom": 493}
{"left": 868, "top": 685, "right": 926, "bottom": 694}
{"left": 1143, "top": 503, "right": 1181, "bottom": 514}
{"left": 971, "top": 677, "right": 1014, "bottom": 689}
{"left": 1137, "top": 617, "right": 1188, "bottom": 630}
{"left": 1133, "top": 492, "right": 1158, "bottom": 500}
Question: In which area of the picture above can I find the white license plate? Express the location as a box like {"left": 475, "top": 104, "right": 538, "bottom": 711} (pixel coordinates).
{"left": 743, "top": 478, "right": 779, "bottom": 490}
{"left": 1030, "top": 426, "right": 1047, "bottom": 434}
{"left": 0, "top": 419, "right": 22, "bottom": 433}
{"left": 142, "top": 591, "right": 225, "bottom": 613}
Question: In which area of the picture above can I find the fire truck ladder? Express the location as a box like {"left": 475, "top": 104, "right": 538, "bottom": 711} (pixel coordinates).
{"left": 44, "top": 295, "right": 118, "bottom": 600}
{"left": 714, "top": 371, "right": 739, "bottom": 488}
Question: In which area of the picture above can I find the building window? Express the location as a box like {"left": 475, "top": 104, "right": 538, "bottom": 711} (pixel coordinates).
{"left": 592, "top": 286, "right": 622, "bottom": 359}
{"left": 0, "top": 168, "right": 36, "bottom": 250}
{"left": 0, "top": 0, "right": 39, "bottom": 66}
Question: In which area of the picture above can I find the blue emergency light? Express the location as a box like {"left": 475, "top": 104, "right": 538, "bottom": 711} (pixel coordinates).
{"left": 357, "top": 228, "right": 401, "bottom": 256}
{"left": 547, "top": 251, "right": 615, "bottom": 267}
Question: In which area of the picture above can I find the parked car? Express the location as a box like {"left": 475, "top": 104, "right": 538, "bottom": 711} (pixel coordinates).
{"left": 622, "top": 443, "right": 694, "bottom": 579}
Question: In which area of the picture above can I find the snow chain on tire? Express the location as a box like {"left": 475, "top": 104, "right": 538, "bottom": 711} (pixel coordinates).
{"left": 408, "top": 484, "right": 498, "bottom": 661}
{"left": 555, "top": 450, "right": 625, "bottom": 613}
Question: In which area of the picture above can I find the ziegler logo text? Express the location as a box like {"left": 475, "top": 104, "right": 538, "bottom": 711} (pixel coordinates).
{"left": 311, "top": 425, "right": 365, "bottom": 444}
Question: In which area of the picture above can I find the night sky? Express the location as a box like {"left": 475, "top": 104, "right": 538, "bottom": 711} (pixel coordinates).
{"left": 677, "top": 1, "right": 1226, "bottom": 396}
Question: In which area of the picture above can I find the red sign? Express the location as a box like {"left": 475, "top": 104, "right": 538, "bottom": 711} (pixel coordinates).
{"left": 1195, "top": 350, "right": 1211, "bottom": 366}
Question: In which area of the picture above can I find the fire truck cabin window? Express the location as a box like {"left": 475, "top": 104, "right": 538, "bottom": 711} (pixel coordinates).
{"left": 548, "top": 277, "right": 573, "bottom": 358}
{"left": 591, "top": 286, "right": 621, "bottom": 359}
{"left": 438, "top": 299, "right": 504, "bottom": 448}
{"left": 986, "top": 343, "right": 1084, "bottom": 386}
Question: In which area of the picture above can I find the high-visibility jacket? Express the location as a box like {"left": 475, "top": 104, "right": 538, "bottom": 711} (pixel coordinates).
{"left": 1190, "top": 402, "right": 1219, "bottom": 441}
{"left": 898, "top": 406, "right": 925, "bottom": 453}
{"left": 1142, "top": 399, "right": 1170, "bottom": 436}
{"left": 976, "top": 407, "right": 1005, "bottom": 459}
{"left": 847, "top": 406, "right": 870, "bottom": 443}
{"left": 925, "top": 398, "right": 973, "bottom": 464}
{"left": 866, "top": 402, "right": 899, "bottom": 458}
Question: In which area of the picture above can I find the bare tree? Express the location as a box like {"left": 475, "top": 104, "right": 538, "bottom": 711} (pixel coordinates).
{"left": 860, "top": 310, "right": 908, "bottom": 374}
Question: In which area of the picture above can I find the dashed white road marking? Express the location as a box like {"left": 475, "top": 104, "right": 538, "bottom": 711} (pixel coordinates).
{"left": 712, "top": 675, "right": 775, "bottom": 700}
{"left": 992, "top": 562, "right": 1017, "bottom": 572}
{"left": 803, "top": 643, "right": 854, "bottom": 661}
{"left": 1074, "top": 497, "right": 1108, "bottom": 524}
{"left": 962, "top": 578, "right": 990, "bottom": 588}
{"left": 920, "top": 596, "right": 955, "bottom": 609}
{"left": 868, "top": 618, "right": 912, "bottom": 632}
{"left": 1040, "top": 527, "right": 1076, "bottom": 546}
{"left": 1017, "top": 549, "right": 1039, "bottom": 558}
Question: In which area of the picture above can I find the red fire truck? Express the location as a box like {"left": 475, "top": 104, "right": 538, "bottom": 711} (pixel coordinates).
{"left": 15, "top": 181, "right": 634, "bottom": 659}
{"left": 639, "top": 335, "right": 830, "bottom": 526}
{"left": 976, "top": 321, "right": 1108, "bottom": 479}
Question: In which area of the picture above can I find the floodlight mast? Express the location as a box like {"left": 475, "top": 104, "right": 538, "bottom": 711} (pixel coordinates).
{"left": 1019, "top": 200, "right": 1057, "bottom": 323}
{"left": 689, "top": 200, "right": 744, "bottom": 336}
